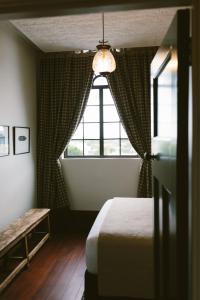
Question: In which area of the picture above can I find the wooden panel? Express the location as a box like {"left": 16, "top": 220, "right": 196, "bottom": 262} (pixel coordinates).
{"left": 153, "top": 176, "right": 160, "bottom": 299}
{"left": 176, "top": 10, "right": 190, "bottom": 299}
{"left": 162, "top": 187, "right": 170, "bottom": 300}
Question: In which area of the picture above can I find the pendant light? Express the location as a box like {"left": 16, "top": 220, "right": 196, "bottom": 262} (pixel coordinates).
{"left": 92, "top": 13, "right": 116, "bottom": 76}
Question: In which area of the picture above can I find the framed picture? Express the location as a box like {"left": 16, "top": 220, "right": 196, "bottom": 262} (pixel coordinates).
{"left": 13, "top": 127, "right": 30, "bottom": 155}
{"left": 0, "top": 125, "right": 9, "bottom": 157}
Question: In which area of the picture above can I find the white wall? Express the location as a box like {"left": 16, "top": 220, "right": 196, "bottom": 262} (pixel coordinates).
{"left": 0, "top": 22, "right": 38, "bottom": 229}
{"left": 61, "top": 158, "right": 141, "bottom": 211}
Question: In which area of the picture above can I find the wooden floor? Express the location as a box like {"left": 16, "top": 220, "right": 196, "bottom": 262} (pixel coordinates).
{"left": 1, "top": 233, "right": 86, "bottom": 300}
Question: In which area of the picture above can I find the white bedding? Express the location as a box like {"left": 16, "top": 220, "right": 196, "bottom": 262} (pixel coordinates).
{"left": 86, "top": 197, "right": 153, "bottom": 273}
{"left": 86, "top": 199, "right": 113, "bottom": 274}
{"left": 98, "top": 197, "right": 154, "bottom": 298}
{"left": 85, "top": 197, "right": 154, "bottom": 298}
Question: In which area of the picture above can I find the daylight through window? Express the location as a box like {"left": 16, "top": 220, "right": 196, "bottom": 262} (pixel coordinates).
{"left": 65, "top": 76, "right": 137, "bottom": 157}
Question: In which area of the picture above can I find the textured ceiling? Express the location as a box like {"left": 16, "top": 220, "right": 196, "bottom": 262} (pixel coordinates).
{"left": 11, "top": 8, "right": 177, "bottom": 52}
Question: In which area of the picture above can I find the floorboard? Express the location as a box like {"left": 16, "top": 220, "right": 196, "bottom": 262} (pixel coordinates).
{"left": 1, "top": 233, "right": 86, "bottom": 300}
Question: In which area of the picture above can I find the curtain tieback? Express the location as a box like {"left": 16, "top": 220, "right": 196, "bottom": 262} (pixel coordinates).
{"left": 143, "top": 152, "right": 159, "bottom": 161}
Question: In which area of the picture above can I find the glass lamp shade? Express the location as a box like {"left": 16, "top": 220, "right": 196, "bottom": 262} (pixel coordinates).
{"left": 92, "top": 45, "right": 116, "bottom": 75}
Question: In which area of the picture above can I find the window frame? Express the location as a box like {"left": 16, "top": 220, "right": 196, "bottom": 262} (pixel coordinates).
{"left": 64, "top": 77, "right": 138, "bottom": 158}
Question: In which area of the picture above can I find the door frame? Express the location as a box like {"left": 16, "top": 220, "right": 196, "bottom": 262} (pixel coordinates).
{"left": 0, "top": 1, "right": 199, "bottom": 300}
{"left": 0, "top": 0, "right": 191, "bottom": 19}
{"left": 191, "top": 1, "right": 200, "bottom": 300}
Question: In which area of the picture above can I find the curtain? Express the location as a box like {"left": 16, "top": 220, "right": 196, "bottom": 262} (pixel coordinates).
{"left": 107, "top": 47, "right": 157, "bottom": 197}
{"left": 37, "top": 52, "right": 93, "bottom": 209}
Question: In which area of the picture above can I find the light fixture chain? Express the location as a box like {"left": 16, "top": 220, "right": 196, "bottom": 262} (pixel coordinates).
{"left": 102, "top": 12, "right": 104, "bottom": 44}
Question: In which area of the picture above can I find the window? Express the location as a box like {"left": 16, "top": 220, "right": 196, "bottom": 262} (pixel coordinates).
{"left": 65, "top": 76, "right": 137, "bottom": 157}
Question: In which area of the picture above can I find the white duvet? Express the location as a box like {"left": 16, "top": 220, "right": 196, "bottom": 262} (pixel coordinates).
{"left": 86, "top": 197, "right": 154, "bottom": 299}
{"left": 86, "top": 199, "right": 113, "bottom": 274}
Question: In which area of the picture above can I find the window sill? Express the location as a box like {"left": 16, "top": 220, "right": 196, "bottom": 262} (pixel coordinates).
{"left": 61, "top": 156, "right": 140, "bottom": 160}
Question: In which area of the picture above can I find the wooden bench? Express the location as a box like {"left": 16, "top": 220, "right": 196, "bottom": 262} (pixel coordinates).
{"left": 0, "top": 208, "right": 50, "bottom": 293}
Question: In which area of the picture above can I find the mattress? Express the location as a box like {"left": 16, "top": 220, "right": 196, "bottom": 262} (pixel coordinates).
{"left": 98, "top": 197, "right": 154, "bottom": 298}
{"left": 85, "top": 197, "right": 154, "bottom": 298}
{"left": 86, "top": 199, "right": 113, "bottom": 274}
{"left": 86, "top": 197, "right": 153, "bottom": 275}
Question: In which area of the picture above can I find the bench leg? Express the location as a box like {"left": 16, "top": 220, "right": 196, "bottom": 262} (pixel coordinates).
{"left": 24, "top": 236, "right": 30, "bottom": 267}
{"left": 47, "top": 214, "right": 51, "bottom": 238}
{"left": 2, "top": 254, "right": 9, "bottom": 272}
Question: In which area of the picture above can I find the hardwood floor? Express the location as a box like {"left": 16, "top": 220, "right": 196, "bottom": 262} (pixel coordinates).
{"left": 1, "top": 233, "right": 87, "bottom": 300}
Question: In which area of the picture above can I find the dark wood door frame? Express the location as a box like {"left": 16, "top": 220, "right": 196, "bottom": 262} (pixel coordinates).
{"left": 151, "top": 10, "right": 190, "bottom": 299}
{"left": 191, "top": 1, "right": 200, "bottom": 299}
{"left": 0, "top": 0, "right": 191, "bottom": 19}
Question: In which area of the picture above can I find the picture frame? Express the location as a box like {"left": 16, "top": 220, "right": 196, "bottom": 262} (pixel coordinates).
{"left": 0, "top": 125, "right": 9, "bottom": 157}
{"left": 13, "top": 127, "right": 30, "bottom": 155}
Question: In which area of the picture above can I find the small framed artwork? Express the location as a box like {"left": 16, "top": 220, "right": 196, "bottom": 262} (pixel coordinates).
{"left": 0, "top": 125, "right": 9, "bottom": 157}
{"left": 13, "top": 127, "right": 30, "bottom": 155}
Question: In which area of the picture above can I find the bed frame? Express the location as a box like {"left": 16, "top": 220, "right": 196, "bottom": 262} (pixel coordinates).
{"left": 84, "top": 270, "right": 154, "bottom": 300}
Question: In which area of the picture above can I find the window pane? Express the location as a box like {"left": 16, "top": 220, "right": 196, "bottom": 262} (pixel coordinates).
{"left": 157, "top": 66, "right": 176, "bottom": 138}
{"left": 158, "top": 86, "right": 176, "bottom": 137}
{"left": 84, "top": 123, "right": 100, "bottom": 139}
{"left": 103, "top": 89, "right": 114, "bottom": 104}
{"left": 84, "top": 106, "right": 99, "bottom": 122}
{"left": 121, "top": 139, "right": 136, "bottom": 156}
{"left": 104, "top": 140, "right": 120, "bottom": 156}
{"left": 84, "top": 140, "right": 100, "bottom": 156}
{"left": 67, "top": 140, "right": 83, "bottom": 156}
{"left": 104, "top": 123, "right": 120, "bottom": 138}
{"left": 93, "top": 76, "right": 108, "bottom": 86}
{"left": 120, "top": 124, "right": 128, "bottom": 138}
{"left": 87, "top": 89, "right": 99, "bottom": 105}
{"left": 103, "top": 106, "right": 119, "bottom": 122}
{"left": 72, "top": 123, "right": 83, "bottom": 139}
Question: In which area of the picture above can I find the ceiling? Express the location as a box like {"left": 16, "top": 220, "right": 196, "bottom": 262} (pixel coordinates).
{"left": 11, "top": 8, "right": 178, "bottom": 52}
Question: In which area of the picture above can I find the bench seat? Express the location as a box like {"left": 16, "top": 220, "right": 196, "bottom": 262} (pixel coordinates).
{"left": 0, "top": 208, "right": 50, "bottom": 293}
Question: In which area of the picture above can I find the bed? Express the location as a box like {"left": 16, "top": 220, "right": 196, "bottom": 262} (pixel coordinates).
{"left": 84, "top": 197, "right": 154, "bottom": 300}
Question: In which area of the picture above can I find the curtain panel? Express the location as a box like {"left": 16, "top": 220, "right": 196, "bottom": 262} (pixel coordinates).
{"left": 37, "top": 52, "right": 93, "bottom": 209}
{"left": 107, "top": 47, "right": 157, "bottom": 197}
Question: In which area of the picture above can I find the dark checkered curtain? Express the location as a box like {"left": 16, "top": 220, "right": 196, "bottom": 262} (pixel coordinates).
{"left": 38, "top": 52, "right": 93, "bottom": 209}
{"left": 107, "top": 47, "right": 157, "bottom": 197}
